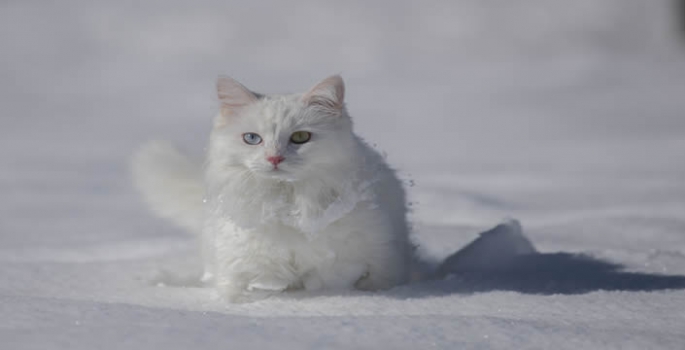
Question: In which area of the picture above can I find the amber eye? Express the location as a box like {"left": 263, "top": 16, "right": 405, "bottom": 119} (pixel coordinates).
{"left": 290, "top": 131, "right": 311, "bottom": 144}
{"left": 242, "top": 132, "right": 262, "bottom": 145}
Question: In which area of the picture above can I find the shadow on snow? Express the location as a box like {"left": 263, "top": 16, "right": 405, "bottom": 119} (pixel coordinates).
{"left": 389, "top": 220, "right": 685, "bottom": 298}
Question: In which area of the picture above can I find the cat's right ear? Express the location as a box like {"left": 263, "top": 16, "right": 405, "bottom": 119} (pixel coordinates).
{"left": 216, "top": 76, "right": 258, "bottom": 126}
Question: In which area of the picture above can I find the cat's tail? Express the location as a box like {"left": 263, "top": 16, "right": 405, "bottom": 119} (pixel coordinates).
{"left": 131, "top": 140, "right": 204, "bottom": 234}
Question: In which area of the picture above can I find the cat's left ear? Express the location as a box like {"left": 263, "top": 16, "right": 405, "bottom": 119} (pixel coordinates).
{"left": 301, "top": 75, "right": 345, "bottom": 112}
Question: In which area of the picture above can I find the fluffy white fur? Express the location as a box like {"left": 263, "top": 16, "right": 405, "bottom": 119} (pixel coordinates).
{"left": 133, "top": 75, "right": 412, "bottom": 302}
{"left": 131, "top": 140, "right": 204, "bottom": 233}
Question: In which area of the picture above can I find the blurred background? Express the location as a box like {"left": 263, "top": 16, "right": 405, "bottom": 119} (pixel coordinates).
{"left": 1, "top": 0, "right": 684, "bottom": 259}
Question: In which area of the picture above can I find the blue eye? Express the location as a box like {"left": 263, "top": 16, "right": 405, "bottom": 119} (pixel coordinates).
{"left": 242, "top": 132, "right": 262, "bottom": 145}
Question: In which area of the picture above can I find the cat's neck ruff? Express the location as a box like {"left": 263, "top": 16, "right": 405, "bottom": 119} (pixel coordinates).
{"left": 206, "top": 153, "right": 378, "bottom": 238}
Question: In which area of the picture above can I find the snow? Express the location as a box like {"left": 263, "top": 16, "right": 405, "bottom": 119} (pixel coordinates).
{"left": 2, "top": 0, "right": 685, "bottom": 348}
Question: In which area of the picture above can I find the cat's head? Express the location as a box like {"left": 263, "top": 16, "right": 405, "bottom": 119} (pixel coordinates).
{"left": 208, "top": 75, "right": 356, "bottom": 182}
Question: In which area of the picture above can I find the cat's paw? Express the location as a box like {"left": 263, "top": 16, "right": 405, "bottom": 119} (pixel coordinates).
{"left": 247, "top": 277, "right": 289, "bottom": 292}
{"left": 216, "top": 276, "right": 291, "bottom": 303}
{"left": 217, "top": 285, "right": 273, "bottom": 303}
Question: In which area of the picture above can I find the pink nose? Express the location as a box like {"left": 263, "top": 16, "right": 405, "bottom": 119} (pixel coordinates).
{"left": 267, "top": 156, "right": 285, "bottom": 166}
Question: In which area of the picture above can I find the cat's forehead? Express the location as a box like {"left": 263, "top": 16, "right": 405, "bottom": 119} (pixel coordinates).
{"left": 259, "top": 94, "right": 300, "bottom": 113}
{"left": 247, "top": 94, "right": 305, "bottom": 126}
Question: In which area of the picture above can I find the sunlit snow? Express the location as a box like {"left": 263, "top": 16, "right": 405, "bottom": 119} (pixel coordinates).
{"left": 1, "top": 1, "right": 685, "bottom": 349}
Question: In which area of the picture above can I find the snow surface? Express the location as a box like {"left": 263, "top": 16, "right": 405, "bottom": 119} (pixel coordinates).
{"left": 2, "top": 0, "right": 685, "bottom": 349}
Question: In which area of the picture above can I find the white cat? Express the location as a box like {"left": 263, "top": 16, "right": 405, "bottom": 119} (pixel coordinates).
{"left": 132, "top": 75, "right": 413, "bottom": 302}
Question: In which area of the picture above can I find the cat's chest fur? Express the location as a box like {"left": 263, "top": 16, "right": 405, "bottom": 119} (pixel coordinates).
{"left": 206, "top": 178, "right": 378, "bottom": 294}
{"left": 207, "top": 150, "right": 379, "bottom": 232}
